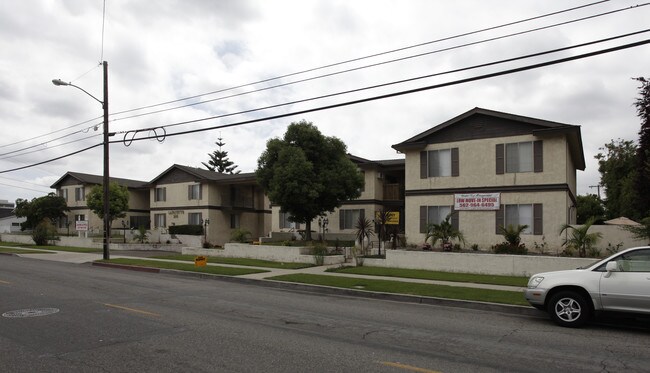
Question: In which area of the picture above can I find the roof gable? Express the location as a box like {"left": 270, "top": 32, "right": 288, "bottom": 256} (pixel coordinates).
{"left": 392, "top": 107, "right": 585, "bottom": 170}
{"left": 50, "top": 171, "right": 148, "bottom": 189}
{"left": 149, "top": 164, "right": 257, "bottom": 186}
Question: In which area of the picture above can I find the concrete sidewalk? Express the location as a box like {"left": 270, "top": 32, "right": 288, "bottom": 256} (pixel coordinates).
{"left": 4, "top": 246, "right": 525, "bottom": 292}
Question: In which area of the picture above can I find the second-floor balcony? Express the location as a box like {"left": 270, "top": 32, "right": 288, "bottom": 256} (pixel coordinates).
{"left": 383, "top": 183, "right": 404, "bottom": 201}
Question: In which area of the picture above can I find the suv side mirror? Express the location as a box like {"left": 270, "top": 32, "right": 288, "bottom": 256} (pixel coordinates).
{"left": 604, "top": 261, "right": 619, "bottom": 278}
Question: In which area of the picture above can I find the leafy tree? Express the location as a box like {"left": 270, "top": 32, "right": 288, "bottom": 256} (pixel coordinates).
{"left": 559, "top": 217, "right": 603, "bottom": 258}
{"left": 634, "top": 77, "right": 650, "bottom": 217}
{"left": 576, "top": 194, "right": 605, "bottom": 224}
{"left": 426, "top": 214, "right": 465, "bottom": 251}
{"left": 14, "top": 193, "right": 69, "bottom": 230}
{"left": 622, "top": 217, "right": 650, "bottom": 245}
{"left": 86, "top": 182, "right": 130, "bottom": 229}
{"left": 32, "top": 220, "right": 58, "bottom": 246}
{"left": 256, "top": 120, "right": 364, "bottom": 240}
{"left": 202, "top": 137, "right": 240, "bottom": 174}
{"left": 595, "top": 139, "right": 640, "bottom": 219}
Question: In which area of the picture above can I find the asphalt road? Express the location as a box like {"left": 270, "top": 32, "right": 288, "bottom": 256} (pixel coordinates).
{"left": 1, "top": 255, "right": 649, "bottom": 373}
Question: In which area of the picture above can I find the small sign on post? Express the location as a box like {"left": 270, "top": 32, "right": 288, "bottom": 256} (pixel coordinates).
{"left": 194, "top": 256, "right": 207, "bottom": 267}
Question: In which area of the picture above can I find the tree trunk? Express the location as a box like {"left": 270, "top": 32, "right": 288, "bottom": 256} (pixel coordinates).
{"left": 305, "top": 220, "right": 312, "bottom": 241}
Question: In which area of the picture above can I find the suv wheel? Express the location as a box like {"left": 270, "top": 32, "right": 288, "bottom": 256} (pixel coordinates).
{"left": 547, "top": 291, "right": 591, "bottom": 327}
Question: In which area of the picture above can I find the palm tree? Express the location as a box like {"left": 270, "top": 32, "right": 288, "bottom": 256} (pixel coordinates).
{"left": 498, "top": 224, "right": 529, "bottom": 247}
{"left": 354, "top": 216, "right": 374, "bottom": 253}
{"left": 559, "top": 217, "right": 603, "bottom": 257}
{"left": 426, "top": 214, "right": 464, "bottom": 251}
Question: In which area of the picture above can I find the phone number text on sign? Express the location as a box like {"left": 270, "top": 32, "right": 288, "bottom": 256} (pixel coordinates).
{"left": 454, "top": 193, "right": 500, "bottom": 210}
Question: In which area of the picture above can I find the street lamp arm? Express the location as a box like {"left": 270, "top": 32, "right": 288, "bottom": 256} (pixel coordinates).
{"left": 52, "top": 79, "right": 104, "bottom": 106}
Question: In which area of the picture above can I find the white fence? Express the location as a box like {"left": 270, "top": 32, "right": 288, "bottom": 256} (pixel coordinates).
{"left": 184, "top": 243, "right": 345, "bottom": 265}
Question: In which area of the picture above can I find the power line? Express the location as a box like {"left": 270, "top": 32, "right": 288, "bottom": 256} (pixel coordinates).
{"left": 0, "top": 133, "right": 103, "bottom": 160}
{"left": 3, "top": 35, "right": 645, "bottom": 174}
{"left": 0, "top": 1, "right": 623, "bottom": 151}
{"left": 109, "top": 0, "right": 612, "bottom": 118}
{"left": 0, "top": 182, "right": 51, "bottom": 194}
{"left": 111, "top": 2, "right": 632, "bottom": 124}
{"left": 116, "top": 30, "right": 650, "bottom": 138}
{"left": 0, "top": 125, "right": 103, "bottom": 158}
{"left": 0, "top": 175, "right": 51, "bottom": 188}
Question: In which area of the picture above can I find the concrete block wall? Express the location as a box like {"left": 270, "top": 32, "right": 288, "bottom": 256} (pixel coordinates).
{"left": 183, "top": 243, "right": 345, "bottom": 265}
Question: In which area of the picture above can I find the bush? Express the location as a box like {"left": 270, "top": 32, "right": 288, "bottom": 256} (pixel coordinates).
{"left": 32, "top": 220, "right": 58, "bottom": 246}
{"left": 470, "top": 243, "right": 479, "bottom": 251}
{"left": 310, "top": 243, "right": 328, "bottom": 266}
{"left": 230, "top": 228, "right": 251, "bottom": 243}
{"left": 169, "top": 224, "right": 203, "bottom": 235}
{"left": 493, "top": 242, "right": 528, "bottom": 255}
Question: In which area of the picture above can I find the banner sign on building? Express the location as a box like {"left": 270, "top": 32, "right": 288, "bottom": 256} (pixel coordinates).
{"left": 375, "top": 211, "right": 400, "bottom": 225}
{"left": 454, "top": 193, "right": 500, "bottom": 211}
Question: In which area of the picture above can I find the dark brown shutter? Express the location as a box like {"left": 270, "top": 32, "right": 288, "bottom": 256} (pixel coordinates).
{"left": 451, "top": 148, "right": 459, "bottom": 177}
{"left": 359, "top": 209, "right": 365, "bottom": 220}
{"left": 420, "top": 151, "right": 427, "bottom": 179}
{"left": 187, "top": 185, "right": 191, "bottom": 200}
{"left": 534, "top": 140, "right": 543, "bottom": 173}
{"left": 495, "top": 205, "right": 504, "bottom": 234}
{"left": 451, "top": 207, "right": 459, "bottom": 230}
{"left": 496, "top": 144, "right": 504, "bottom": 175}
{"left": 533, "top": 204, "right": 543, "bottom": 235}
{"left": 339, "top": 210, "right": 344, "bottom": 230}
{"left": 419, "top": 206, "right": 427, "bottom": 233}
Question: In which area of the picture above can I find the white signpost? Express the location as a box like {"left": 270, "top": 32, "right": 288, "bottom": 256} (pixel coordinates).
{"left": 75, "top": 220, "right": 88, "bottom": 238}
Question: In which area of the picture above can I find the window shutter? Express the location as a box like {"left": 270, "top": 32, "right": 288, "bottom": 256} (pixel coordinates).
{"left": 359, "top": 209, "right": 365, "bottom": 220}
{"left": 451, "top": 148, "right": 459, "bottom": 177}
{"left": 496, "top": 144, "right": 504, "bottom": 174}
{"left": 451, "top": 206, "right": 459, "bottom": 230}
{"left": 533, "top": 204, "right": 543, "bottom": 235}
{"left": 163, "top": 187, "right": 166, "bottom": 201}
{"left": 495, "top": 205, "right": 504, "bottom": 234}
{"left": 339, "top": 210, "right": 344, "bottom": 230}
{"left": 534, "top": 140, "right": 543, "bottom": 173}
{"left": 199, "top": 184, "right": 203, "bottom": 200}
{"left": 188, "top": 185, "right": 192, "bottom": 200}
{"left": 419, "top": 206, "right": 427, "bottom": 233}
{"left": 420, "top": 151, "right": 427, "bottom": 179}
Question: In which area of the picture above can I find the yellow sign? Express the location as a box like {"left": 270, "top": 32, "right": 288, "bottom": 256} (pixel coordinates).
{"left": 194, "top": 256, "right": 207, "bottom": 267}
{"left": 375, "top": 211, "right": 400, "bottom": 225}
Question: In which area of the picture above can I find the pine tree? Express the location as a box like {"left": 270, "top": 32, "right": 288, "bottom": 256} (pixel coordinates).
{"left": 202, "top": 137, "right": 240, "bottom": 174}
{"left": 634, "top": 77, "right": 650, "bottom": 218}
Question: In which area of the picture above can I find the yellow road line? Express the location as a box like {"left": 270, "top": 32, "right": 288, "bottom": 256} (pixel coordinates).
{"left": 0, "top": 280, "right": 10, "bottom": 285}
{"left": 380, "top": 361, "right": 442, "bottom": 373}
{"left": 104, "top": 303, "right": 161, "bottom": 317}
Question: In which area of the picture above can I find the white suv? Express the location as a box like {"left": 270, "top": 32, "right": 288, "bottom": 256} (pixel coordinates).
{"left": 525, "top": 246, "right": 650, "bottom": 327}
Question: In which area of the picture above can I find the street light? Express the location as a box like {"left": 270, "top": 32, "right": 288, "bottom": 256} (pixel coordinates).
{"left": 53, "top": 61, "right": 111, "bottom": 260}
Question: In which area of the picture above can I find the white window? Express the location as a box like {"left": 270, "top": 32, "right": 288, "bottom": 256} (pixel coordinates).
{"left": 506, "top": 142, "right": 533, "bottom": 173}
{"left": 280, "top": 212, "right": 298, "bottom": 229}
{"left": 426, "top": 206, "right": 452, "bottom": 226}
{"left": 188, "top": 213, "right": 202, "bottom": 225}
{"left": 75, "top": 214, "right": 86, "bottom": 221}
{"left": 505, "top": 204, "right": 533, "bottom": 234}
{"left": 188, "top": 184, "right": 201, "bottom": 200}
{"left": 154, "top": 187, "right": 166, "bottom": 202}
{"left": 59, "top": 189, "right": 68, "bottom": 201}
{"left": 75, "top": 187, "right": 85, "bottom": 201}
{"left": 340, "top": 209, "right": 363, "bottom": 230}
{"left": 428, "top": 149, "right": 452, "bottom": 177}
{"left": 58, "top": 215, "right": 69, "bottom": 229}
{"left": 154, "top": 213, "right": 166, "bottom": 228}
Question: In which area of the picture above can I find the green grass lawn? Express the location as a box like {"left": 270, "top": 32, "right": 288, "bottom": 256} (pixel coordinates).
{"left": 151, "top": 254, "right": 314, "bottom": 269}
{"left": 0, "top": 247, "right": 52, "bottom": 254}
{"left": 99, "top": 258, "right": 269, "bottom": 276}
{"left": 269, "top": 273, "right": 528, "bottom": 306}
{"left": 0, "top": 242, "right": 100, "bottom": 253}
{"left": 327, "top": 266, "right": 528, "bottom": 287}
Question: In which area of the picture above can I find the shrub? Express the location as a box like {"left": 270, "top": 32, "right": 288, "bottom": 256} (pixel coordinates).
{"left": 310, "top": 243, "right": 328, "bottom": 266}
{"left": 230, "top": 228, "right": 251, "bottom": 243}
{"left": 132, "top": 225, "right": 148, "bottom": 243}
{"left": 32, "top": 220, "right": 58, "bottom": 246}
{"left": 169, "top": 224, "right": 203, "bottom": 236}
{"left": 493, "top": 242, "right": 528, "bottom": 255}
{"left": 470, "top": 243, "right": 479, "bottom": 251}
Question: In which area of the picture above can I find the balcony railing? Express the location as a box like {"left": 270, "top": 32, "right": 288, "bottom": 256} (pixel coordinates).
{"left": 383, "top": 183, "right": 404, "bottom": 201}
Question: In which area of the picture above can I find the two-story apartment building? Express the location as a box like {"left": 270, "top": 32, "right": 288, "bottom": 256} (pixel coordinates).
{"left": 50, "top": 172, "right": 150, "bottom": 234}
{"left": 148, "top": 164, "right": 270, "bottom": 245}
{"left": 392, "top": 107, "right": 585, "bottom": 249}
{"left": 269, "top": 155, "right": 405, "bottom": 240}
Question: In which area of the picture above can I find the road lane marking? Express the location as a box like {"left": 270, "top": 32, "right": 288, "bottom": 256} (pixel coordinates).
{"left": 104, "top": 303, "right": 161, "bottom": 317}
{"left": 379, "top": 361, "right": 442, "bottom": 373}
{"left": 0, "top": 280, "right": 10, "bottom": 285}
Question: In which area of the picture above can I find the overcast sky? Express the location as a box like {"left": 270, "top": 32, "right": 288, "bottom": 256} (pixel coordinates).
{"left": 1, "top": 0, "right": 649, "bottom": 204}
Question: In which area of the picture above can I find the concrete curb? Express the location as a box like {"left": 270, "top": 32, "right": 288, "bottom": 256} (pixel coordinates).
{"left": 91, "top": 261, "right": 543, "bottom": 318}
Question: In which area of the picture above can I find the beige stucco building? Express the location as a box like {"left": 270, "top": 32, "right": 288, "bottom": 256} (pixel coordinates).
{"left": 392, "top": 107, "right": 585, "bottom": 249}
{"left": 148, "top": 164, "right": 270, "bottom": 245}
{"left": 50, "top": 172, "right": 150, "bottom": 234}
